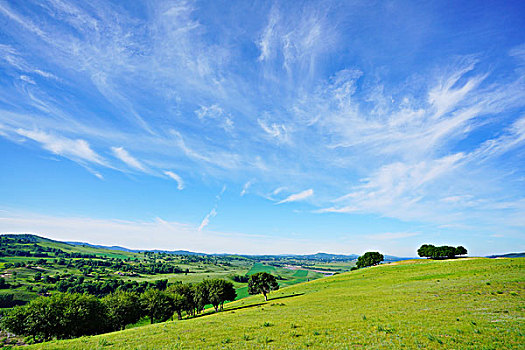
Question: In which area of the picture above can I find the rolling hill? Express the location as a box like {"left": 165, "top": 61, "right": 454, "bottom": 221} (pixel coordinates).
{"left": 27, "top": 257, "right": 524, "bottom": 349}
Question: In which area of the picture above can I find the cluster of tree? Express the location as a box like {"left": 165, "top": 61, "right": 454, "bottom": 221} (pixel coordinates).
{"left": 354, "top": 252, "right": 384, "bottom": 269}
{"left": 229, "top": 274, "right": 249, "bottom": 283}
{"left": 1, "top": 278, "right": 237, "bottom": 342}
{"left": 0, "top": 250, "right": 51, "bottom": 258}
{"left": 417, "top": 244, "right": 467, "bottom": 259}
{"left": 6, "top": 255, "right": 191, "bottom": 278}
{"left": 0, "top": 248, "right": 98, "bottom": 260}
{"left": 43, "top": 276, "right": 168, "bottom": 297}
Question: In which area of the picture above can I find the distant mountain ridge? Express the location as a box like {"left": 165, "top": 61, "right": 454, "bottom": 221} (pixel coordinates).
{"left": 4, "top": 233, "right": 521, "bottom": 260}
{"left": 486, "top": 252, "right": 525, "bottom": 258}
{"left": 65, "top": 239, "right": 411, "bottom": 261}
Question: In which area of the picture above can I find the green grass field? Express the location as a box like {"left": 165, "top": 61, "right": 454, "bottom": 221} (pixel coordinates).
{"left": 27, "top": 258, "right": 524, "bottom": 349}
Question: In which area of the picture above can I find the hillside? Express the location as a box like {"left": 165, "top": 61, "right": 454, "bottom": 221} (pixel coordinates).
{"left": 28, "top": 258, "right": 524, "bottom": 349}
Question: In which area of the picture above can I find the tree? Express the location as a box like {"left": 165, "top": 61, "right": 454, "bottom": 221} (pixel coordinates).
{"left": 1, "top": 293, "right": 109, "bottom": 341}
{"left": 140, "top": 289, "right": 174, "bottom": 324}
{"left": 60, "top": 293, "right": 110, "bottom": 338}
{"left": 455, "top": 246, "right": 468, "bottom": 256}
{"left": 168, "top": 283, "right": 196, "bottom": 317}
{"left": 1, "top": 305, "right": 28, "bottom": 337}
{"left": 193, "top": 280, "right": 211, "bottom": 314}
{"left": 248, "top": 272, "right": 279, "bottom": 301}
{"left": 103, "top": 291, "right": 142, "bottom": 330}
{"left": 417, "top": 244, "right": 435, "bottom": 258}
{"left": 170, "top": 293, "right": 186, "bottom": 320}
{"left": 356, "top": 252, "right": 384, "bottom": 268}
{"left": 208, "top": 279, "right": 237, "bottom": 311}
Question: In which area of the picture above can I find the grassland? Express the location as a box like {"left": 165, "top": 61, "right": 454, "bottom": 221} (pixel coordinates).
{"left": 27, "top": 258, "right": 524, "bottom": 349}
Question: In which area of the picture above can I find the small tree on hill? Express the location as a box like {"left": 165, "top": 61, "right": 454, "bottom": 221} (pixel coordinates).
{"left": 356, "top": 252, "right": 384, "bottom": 268}
{"left": 248, "top": 272, "right": 279, "bottom": 301}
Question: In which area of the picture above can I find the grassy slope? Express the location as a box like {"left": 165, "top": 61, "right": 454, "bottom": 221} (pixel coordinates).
{"left": 29, "top": 258, "right": 524, "bottom": 349}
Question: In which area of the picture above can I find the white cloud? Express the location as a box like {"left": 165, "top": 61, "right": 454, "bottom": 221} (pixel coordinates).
{"left": 16, "top": 129, "right": 106, "bottom": 165}
{"left": 240, "top": 179, "right": 254, "bottom": 196}
{"left": 277, "top": 189, "right": 314, "bottom": 204}
{"left": 164, "top": 171, "right": 184, "bottom": 190}
{"left": 198, "top": 208, "right": 217, "bottom": 231}
{"left": 195, "top": 104, "right": 234, "bottom": 132}
{"left": 111, "top": 146, "right": 145, "bottom": 171}
{"left": 322, "top": 153, "right": 465, "bottom": 220}
{"left": 257, "top": 118, "right": 289, "bottom": 143}
{"left": 19, "top": 75, "right": 35, "bottom": 84}
{"left": 272, "top": 187, "right": 286, "bottom": 195}
{"left": 257, "top": 6, "right": 279, "bottom": 61}
{"left": 470, "top": 116, "right": 525, "bottom": 161}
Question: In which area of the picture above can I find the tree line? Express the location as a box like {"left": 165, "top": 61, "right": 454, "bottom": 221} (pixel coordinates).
{"left": 417, "top": 244, "right": 467, "bottom": 259}
{"left": 1, "top": 272, "right": 281, "bottom": 342}
{"left": 1, "top": 278, "right": 237, "bottom": 342}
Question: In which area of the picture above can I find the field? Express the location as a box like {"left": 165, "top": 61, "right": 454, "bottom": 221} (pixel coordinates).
{"left": 27, "top": 258, "right": 524, "bottom": 349}
{"left": 0, "top": 235, "right": 353, "bottom": 307}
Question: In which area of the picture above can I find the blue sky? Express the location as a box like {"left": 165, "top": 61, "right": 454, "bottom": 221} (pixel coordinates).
{"left": 0, "top": 0, "right": 524, "bottom": 256}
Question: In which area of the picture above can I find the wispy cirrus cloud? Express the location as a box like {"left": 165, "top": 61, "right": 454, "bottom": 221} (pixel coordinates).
{"left": 111, "top": 147, "right": 145, "bottom": 171}
{"left": 277, "top": 189, "right": 314, "bottom": 204}
{"left": 198, "top": 208, "right": 217, "bottom": 232}
{"left": 0, "top": 1, "right": 524, "bottom": 254}
{"left": 195, "top": 104, "right": 234, "bottom": 132}
{"left": 164, "top": 171, "right": 184, "bottom": 190}
{"left": 240, "top": 179, "right": 254, "bottom": 196}
{"left": 16, "top": 128, "right": 106, "bottom": 166}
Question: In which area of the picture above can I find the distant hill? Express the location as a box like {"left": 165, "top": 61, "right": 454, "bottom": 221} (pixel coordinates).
{"left": 486, "top": 252, "right": 525, "bottom": 258}
{"left": 65, "top": 241, "right": 137, "bottom": 252}
{"left": 65, "top": 241, "right": 206, "bottom": 256}
{"left": 2, "top": 233, "right": 65, "bottom": 244}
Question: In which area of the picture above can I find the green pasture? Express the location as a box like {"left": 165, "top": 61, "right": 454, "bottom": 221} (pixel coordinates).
{"left": 28, "top": 258, "right": 525, "bottom": 349}
{"left": 247, "top": 263, "right": 276, "bottom": 275}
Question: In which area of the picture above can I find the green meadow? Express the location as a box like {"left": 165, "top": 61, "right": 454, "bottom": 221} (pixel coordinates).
{"left": 27, "top": 258, "right": 524, "bottom": 349}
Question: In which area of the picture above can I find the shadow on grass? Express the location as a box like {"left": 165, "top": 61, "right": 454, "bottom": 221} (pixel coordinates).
{"left": 268, "top": 293, "right": 305, "bottom": 301}
{"left": 225, "top": 292, "right": 306, "bottom": 312}
{"left": 182, "top": 293, "right": 306, "bottom": 320}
